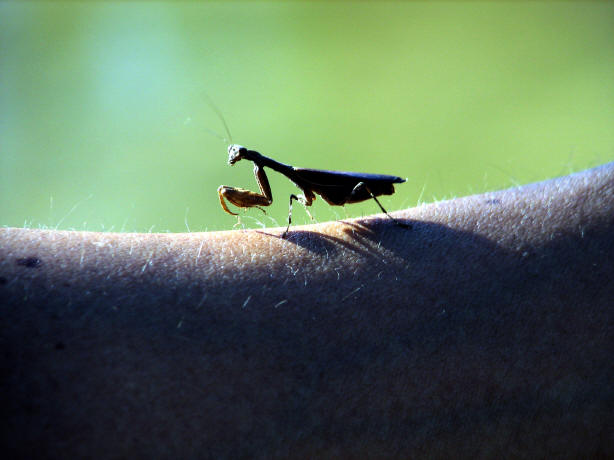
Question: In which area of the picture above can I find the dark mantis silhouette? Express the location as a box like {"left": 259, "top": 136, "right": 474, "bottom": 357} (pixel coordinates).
{"left": 218, "top": 144, "right": 409, "bottom": 237}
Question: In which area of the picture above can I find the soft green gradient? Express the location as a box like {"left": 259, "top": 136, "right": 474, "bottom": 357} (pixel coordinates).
{"left": 2, "top": 2, "right": 613, "bottom": 232}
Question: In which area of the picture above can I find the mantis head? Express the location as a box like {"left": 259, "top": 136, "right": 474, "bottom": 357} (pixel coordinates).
{"left": 227, "top": 144, "right": 247, "bottom": 165}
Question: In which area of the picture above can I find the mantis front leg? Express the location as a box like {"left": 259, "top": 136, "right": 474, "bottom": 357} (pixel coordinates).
{"left": 218, "top": 164, "right": 273, "bottom": 216}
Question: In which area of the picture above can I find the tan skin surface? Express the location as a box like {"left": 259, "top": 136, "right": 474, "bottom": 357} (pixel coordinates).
{"left": 1, "top": 163, "right": 613, "bottom": 458}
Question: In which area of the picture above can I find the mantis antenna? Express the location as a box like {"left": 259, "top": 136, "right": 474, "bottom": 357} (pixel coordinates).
{"left": 203, "top": 94, "right": 233, "bottom": 144}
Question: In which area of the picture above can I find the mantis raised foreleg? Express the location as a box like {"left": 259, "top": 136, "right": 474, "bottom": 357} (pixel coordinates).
{"left": 217, "top": 163, "right": 273, "bottom": 217}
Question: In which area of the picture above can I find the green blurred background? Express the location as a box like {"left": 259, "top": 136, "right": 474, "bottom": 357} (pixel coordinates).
{"left": 1, "top": 2, "right": 613, "bottom": 233}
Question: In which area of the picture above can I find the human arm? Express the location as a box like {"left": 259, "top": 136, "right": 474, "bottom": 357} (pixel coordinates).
{"left": 1, "top": 163, "right": 613, "bottom": 458}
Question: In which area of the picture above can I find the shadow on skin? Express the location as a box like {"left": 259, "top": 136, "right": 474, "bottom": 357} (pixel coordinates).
{"left": 254, "top": 216, "right": 413, "bottom": 258}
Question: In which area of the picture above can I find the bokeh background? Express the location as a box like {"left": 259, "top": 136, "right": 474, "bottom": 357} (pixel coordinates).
{"left": 2, "top": 2, "right": 613, "bottom": 233}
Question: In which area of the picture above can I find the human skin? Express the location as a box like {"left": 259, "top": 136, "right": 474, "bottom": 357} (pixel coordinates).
{"left": 1, "top": 163, "right": 613, "bottom": 459}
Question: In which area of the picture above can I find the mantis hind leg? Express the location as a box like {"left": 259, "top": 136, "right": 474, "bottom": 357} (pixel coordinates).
{"left": 351, "top": 182, "right": 411, "bottom": 229}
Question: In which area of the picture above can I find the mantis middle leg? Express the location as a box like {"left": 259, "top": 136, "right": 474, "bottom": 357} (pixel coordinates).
{"left": 283, "top": 189, "right": 316, "bottom": 237}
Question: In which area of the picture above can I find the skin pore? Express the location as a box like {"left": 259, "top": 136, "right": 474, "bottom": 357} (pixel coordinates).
{"left": 1, "top": 162, "right": 613, "bottom": 458}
